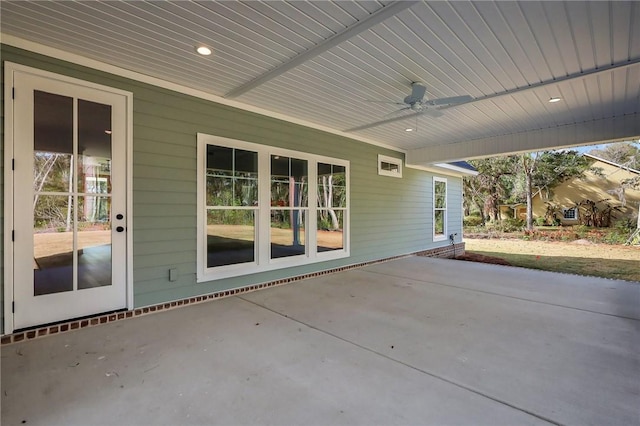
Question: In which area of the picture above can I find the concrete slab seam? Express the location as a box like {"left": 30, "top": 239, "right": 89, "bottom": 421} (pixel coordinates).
{"left": 363, "top": 269, "right": 640, "bottom": 322}
{"left": 1, "top": 244, "right": 463, "bottom": 346}
{"left": 237, "top": 296, "right": 563, "bottom": 426}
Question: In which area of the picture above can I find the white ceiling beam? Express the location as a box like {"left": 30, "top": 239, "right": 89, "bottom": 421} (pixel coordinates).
{"left": 407, "top": 113, "right": 640, "bottom": 164}
{"left": 224, "top": 0, "right": 419, "bottom": 99}
{"left": 346, "top": 59, "right": 640, "bottom": 133}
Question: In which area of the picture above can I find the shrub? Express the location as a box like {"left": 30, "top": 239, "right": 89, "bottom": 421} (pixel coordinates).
{"left": 463, "top": 215, "right": 484, "bottom": 227}
{"left": 613, "top": 218, "right": 634, "bottom": 233}
{"left": 500, "top": 218, "right": 525, "bottom": 232}
{"left": 535, "top": 216, "right": 547, "bottom": 226}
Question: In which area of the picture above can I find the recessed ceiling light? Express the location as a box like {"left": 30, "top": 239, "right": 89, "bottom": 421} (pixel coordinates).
{"left": 548, "top": 97, "right": 562, "bottom": 103}
{"left": 196, "top": 45, "right": 212, "bottom": 56}
{"left": 405, "top": 128, "right": 414, "bottom": 132}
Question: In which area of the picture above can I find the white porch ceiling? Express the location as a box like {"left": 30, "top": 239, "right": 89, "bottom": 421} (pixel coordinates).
{"left": 2, "top": 1, "right": 639, "bottom": 164}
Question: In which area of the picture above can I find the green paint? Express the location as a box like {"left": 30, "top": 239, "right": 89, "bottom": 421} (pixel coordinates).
{"left": 1, "top": 44, "right": 463, "bottom": 318}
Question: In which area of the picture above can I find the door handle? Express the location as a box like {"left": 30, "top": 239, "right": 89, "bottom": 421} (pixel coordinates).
{"left": 116, "top": 226, "right": 125, "bottom": 232}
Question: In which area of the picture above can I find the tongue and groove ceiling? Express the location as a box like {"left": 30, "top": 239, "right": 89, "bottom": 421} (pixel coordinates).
{"left": 2, "top": 1, "right": 639, "bottom": 164}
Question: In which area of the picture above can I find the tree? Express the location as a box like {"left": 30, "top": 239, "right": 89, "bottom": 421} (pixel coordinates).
{"left": 462, "top": 176, "right": 489, "bottom": 224}
{"left": 463, "top": 151, "right": 591, "bottom": 230}
{"left": 589, "top": 141, "right": 640, "bottom": 228}
{"left": 587, "top": 141, "right": 640, "bottom": 169}
{"left": 466, "top": 156, "right": 519, "bottom": 222}
{"left": 518, "top": 151, "right": 592, "bottom": 230}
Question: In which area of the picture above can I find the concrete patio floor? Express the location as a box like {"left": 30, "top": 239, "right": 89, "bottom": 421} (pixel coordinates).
{"left": 2, "top": 256, "right": 639, "bottom": 426}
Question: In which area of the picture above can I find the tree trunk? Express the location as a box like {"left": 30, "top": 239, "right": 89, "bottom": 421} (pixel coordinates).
{"left": 33, "top": 153, "right": 60, "bottom": 210}
{"left": 475, "top": 200, "right": 486, "bottom": 225}
{"left": 66, "top": 156, "right": 74, "bottom": 232}
{"left": 524, "top": 159, "right": 534, "bottom": 230}
{"left": 327, "top": 175, "right": 339, "bottom": 230}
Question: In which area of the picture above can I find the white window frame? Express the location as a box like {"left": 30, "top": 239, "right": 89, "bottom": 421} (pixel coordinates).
{"left": 563, "top": 207, "right": 578, "bottom": 221}
{"left": 378, "top": 154, "right": 403, "bottom": 178}
{"left": 433, "top": 176, "right": 448, "bottom": 242}
{"left": 197, "top": 133, "right": 350, "bottom": 282}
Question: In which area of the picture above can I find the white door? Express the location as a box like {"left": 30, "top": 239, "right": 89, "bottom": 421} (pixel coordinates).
{"left": 9, "top": 68, "right": 129, "bottom": 330}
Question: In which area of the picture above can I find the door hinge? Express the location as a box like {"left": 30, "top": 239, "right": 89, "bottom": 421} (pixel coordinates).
{"left": 12, "top": 158, "right": 15, "bottom": 170}
{"left": 12, "top": 87, "right": 15, "bottom": 99}
{"left": 12, "top": 230, "right": 15, "bottom": 242}
{"left": 12, "top": 301, "right": 15, "bottom": 313}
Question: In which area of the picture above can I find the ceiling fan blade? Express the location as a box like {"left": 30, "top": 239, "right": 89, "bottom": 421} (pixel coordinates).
{"left": 366, "top": 100, "right": 407, "bottom": 106}
{"left": 404, "top": 82, "right": 427, "bottom": 104}
{"left": 428, "top": 95, "right": 473, "bottom": 106}
{"left": 420, "top": 109, "right": 444, "bottom": 118}
{"left": 383, "top": 106, "right": 411, "bottom": 117}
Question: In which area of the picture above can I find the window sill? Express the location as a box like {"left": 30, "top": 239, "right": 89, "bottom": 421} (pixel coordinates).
{"left": 197, "top": 250, "right": 350, "bottom": 282}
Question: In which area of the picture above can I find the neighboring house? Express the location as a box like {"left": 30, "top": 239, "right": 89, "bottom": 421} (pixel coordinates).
{"left": 499, "top": 203, "right": 527, "bottom": 221}
{"left": 501, "top": 154, "right": 640, "bottom": 225}
{"left": 536, "top": 154, "right": 640, "bottom": 226}
{"left": 1, "top": 46, "right": 476, "bottom": 334}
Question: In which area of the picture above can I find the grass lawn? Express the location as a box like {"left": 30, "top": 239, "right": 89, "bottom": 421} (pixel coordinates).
{"left": 464, "top": 238, "right": 640, "bottom": 282}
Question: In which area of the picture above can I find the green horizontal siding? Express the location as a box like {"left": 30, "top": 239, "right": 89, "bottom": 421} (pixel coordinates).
{"left": 0, "top": 58, "right": 5, "bottom": 333}
{"left": 1, "top": 44, "right": 464, "bottom": 315}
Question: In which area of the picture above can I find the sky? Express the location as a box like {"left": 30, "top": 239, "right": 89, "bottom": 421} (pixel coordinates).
{"left": 561, "top": 139, "right": 640, "bottom": 154}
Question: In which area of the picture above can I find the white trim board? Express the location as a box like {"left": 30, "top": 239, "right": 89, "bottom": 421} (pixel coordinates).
{"left": 3, "top": 62, "right": 134, "bottom": 334}
{"left": 1, "top": 34, "right": 405, "bottom": 155}
{"left": 197, "top": 133, "right": 350, "bottom": 282}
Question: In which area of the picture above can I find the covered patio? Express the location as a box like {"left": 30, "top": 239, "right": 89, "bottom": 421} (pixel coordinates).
{"left": 2, "top": 256, "right": 638, "bottom": 426}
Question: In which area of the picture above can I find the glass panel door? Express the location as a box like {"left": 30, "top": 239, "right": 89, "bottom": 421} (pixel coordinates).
{"left": 11, "top": 67, "right": 129, "bottom": 330}
{"left": 32, "top": 93, "right": 114, "bottom": 295}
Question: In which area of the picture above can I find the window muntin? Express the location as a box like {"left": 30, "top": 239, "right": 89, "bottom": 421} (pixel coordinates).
{"left": 317, "top": 163, "right": 346, "bottom": 252}
{"left": 434, "top": 177, "right": 447, "bottom": 241}
{"left": 270, "top": 155, "right": 308, "bottom": 259}
{"left": 205, "top": 146, "right": 258, "bottom": 268}
{"left": 198, "top": 134, "right": 349, "bottom": 281}
{"left": 563, "top": 207, "right": 577, "bottom": 220}
{"left": 207, "top": 145, "right": 258, "bottom": 206}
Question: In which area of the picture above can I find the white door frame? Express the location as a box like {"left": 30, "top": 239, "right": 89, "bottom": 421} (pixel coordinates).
{"left": 3, "top": 62, "right": 134, "bottom": 334}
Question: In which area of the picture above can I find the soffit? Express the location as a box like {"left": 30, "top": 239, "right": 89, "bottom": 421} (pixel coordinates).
{"left": 1, "top": 1, "right": 638, "bottom": 161}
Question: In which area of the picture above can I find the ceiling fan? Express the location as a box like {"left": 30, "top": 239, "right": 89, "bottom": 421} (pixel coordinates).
{"left": 376, "top": 82, "right": 472, "bottom": 117}
{"left": 347, "top": 82, "right": 473, "bottom": 132}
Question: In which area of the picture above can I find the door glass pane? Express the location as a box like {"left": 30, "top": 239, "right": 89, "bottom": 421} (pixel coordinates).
{"left": 33, "top": 195, "right": 74, "bottom": 295}
{"left": 78, "top": 196, "right": 112, "bottom": 289}
{"left": 207, "top": 210, "right": 255, "bottom": 267}
{"left": 34, "top": 91, "right": 73, "bottom": 192}
{"left": 271, "top": 210, "right": 306, "bottom": 259}
{"left": 78, "top": 99, "right": 112, "bottom": 194}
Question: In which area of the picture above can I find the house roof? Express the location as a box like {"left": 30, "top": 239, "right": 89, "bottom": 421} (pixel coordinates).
{"left": 583, "top": 153, "right": 640, "bottom": 175}
{"left": 447, "top": 161, "right": 477, "bottom": 172}
{"left": 2, "top": 1, "right": 639, "bottom": 165}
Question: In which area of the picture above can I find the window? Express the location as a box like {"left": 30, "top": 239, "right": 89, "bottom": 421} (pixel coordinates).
{"left": 317, "top": 163, "right": 346, "bottom": 252}
{"left": 270, "top": 155, "right": 308, "bottom": 259}
{"left": 433, "top": 177, "right": 447, "bottom": 241}
{"left": 563, "top": 207, "right": 577, "bottom": 220}
{"left": 378, "top": 155, "right": 402, "bottom": 178}
{"left": 205, "top": 145, "right": 258, "bottom": 268}
{"left": 197, "top": 134, "right": 349, "bottom": 281}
